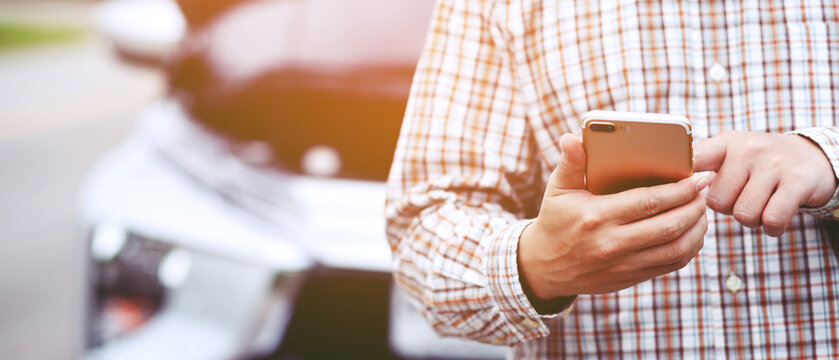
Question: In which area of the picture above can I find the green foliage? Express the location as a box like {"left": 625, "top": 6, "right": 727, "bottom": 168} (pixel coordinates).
{"left": 0, "top": 22, "right": 85, "bottom": 51}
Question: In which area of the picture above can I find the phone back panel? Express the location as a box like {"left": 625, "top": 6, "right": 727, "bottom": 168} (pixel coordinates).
{"left": 583, "top": 120, "right": 693, "bottom": 195}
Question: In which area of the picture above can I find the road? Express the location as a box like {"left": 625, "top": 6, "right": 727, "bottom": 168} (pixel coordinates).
{"left": 0, "top": 2, "right": 165, "bottom": 358}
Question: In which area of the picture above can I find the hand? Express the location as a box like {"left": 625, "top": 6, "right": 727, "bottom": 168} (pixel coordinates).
{"left": 518, "top": 134, "right": 709, "bottom": 300}
{"left": 693, "top": 131, "right": 837, "bottom": 237}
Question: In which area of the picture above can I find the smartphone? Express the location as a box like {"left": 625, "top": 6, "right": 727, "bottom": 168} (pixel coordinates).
{"left": 581, "top": 110, "right": 693, "bottom": 195}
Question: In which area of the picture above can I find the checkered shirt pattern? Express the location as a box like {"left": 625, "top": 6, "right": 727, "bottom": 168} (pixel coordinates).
{"left": 385, "top": 0, "right": 839, "bottom": 358}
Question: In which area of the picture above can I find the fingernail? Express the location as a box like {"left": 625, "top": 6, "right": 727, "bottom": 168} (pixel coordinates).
{"left": 695, "top": 176, "right": 709, "bottom": 192}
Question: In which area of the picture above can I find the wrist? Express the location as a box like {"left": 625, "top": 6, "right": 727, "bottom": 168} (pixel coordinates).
{"left": 790, "top": 133, "right": 839, "bottom": 207}
{"left": 518, "top": 219, "right": 578, "bottom": 299}
{"left": 517, "top": 219, "right": 552, "bottom": 300}
{"left": 518, "top": 220, "right": 577, "bottom": 314}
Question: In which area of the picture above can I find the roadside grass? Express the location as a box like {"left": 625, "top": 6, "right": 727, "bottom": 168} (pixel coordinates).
{"left": 0, "top": 22, "right": 86, "bottom": 51}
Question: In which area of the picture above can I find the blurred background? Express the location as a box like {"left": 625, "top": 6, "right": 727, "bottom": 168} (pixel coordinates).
{"left": 0, "top": 0, "right": 510, "bottom": 359}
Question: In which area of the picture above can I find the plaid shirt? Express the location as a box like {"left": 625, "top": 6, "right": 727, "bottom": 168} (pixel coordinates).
{"left": 385, "top": 0, "right": 839, "bottom": 358}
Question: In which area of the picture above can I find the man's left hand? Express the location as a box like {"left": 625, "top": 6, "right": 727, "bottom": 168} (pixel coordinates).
{"left": 694, "top": 131, "right": 837, "bottom": 237}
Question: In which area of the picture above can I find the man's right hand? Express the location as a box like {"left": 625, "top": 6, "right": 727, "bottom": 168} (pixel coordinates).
{"left": 518, "top": 133, "right": 709, "bottom": 300}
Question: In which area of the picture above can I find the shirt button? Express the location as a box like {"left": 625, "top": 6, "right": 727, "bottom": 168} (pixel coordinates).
{"left": 522, "top": 318, "right": 541, "bottom": 329}
{"left": 726, "top": 272, "right": 743, "bottom": 293}
{"left": 709, "top": 62, "right": 726, "bottom": 82}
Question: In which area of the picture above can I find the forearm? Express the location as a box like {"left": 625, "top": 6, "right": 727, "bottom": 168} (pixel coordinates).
{"left": 382, "top": 0, "right": 564, "bottom": 345}
{"left": 388, "top": 200, "right": 556, "bottom": 345}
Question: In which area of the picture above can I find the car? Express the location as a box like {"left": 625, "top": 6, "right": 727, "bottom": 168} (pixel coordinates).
{"left": 85, "top": 1, "right": 507, "bottom": 359}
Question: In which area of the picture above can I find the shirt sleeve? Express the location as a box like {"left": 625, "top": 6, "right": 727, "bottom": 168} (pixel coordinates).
{"left": 384, "top": 0, "right": 570, "bottom": 346}
{"left": 789, "top": 127, "right": 839, "bottom": 218}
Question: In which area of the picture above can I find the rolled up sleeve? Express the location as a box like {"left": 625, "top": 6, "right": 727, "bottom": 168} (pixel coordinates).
{"left": 384, "top": 0, "right": 569, "bottom": 346}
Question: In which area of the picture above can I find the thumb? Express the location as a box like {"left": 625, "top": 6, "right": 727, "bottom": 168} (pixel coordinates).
{"left": 549, "top": 133, "right": 587, "bottom": 193}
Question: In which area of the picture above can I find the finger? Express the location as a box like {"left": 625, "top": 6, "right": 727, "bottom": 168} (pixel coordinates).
{"left": 632, "top": 214, "right": 708, "bottom": 268}
{"left": 619, "top": 252, "right": 703, "bottom": 287}
{"left": 693, "top": 136, "right": 728, "bottom": 172}
{"left": 761, "top": 183, "right": 807, "bottom": 237}
{"left": 706, "top": 153, "right": 750, "bottom": 215}
{"left": 640, "top": 260, "right": 696, "bottom": 281}
{"left": 732, "top": 173, "right": 779, "bottom": 228}
{"left": 617, "top": 189, "right": 707, "bottom": 250}
{"left": 548, "top": 134, "right": 587, "bottom": 192}
{"left": 601, "top": 175, "right": 709, "bottom": 224}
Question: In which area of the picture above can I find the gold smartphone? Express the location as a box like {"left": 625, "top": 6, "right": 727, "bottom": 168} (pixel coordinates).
{"left": 581, "top": 110, "right": 693, "bottom": 195}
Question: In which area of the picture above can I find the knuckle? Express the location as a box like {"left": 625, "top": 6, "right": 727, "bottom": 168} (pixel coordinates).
{"left": 763, "top": 226, "right": 783, "bottom": 237}
{"left": 706, "top": 193, "right": 733, "bottom": 214}
{"left": 678, "top": 246, "right": 694, "bottom": 266}
{"left": 689, "top": 220, "right": 707, "bottom": 254}
{"left": 554, "top": 156, "right": 574, "bottom": 175}
{"left": 611, "top": 263, "right": 633, "bottom": 275}
{"left": 664, "top": 242, "right": 683, "bottom": 264}
{"left": 673, "top": 183, "right": 695, "bottom": 204}
{"left": 670, "top": 238, "right": 698, "bottom": 266}
{"left": 676, "top": 256, "right": 693, "bottom": 270}
{"left": 762, "top": 212, "right": 785, "bottom": 231}
{"left": 676, "top": 244, "right": 698, "bottom": 269}
{"left": 683, "top": 182, "right": 698, "bottom": 198}
{"left": 743, "top": 138, "right": 769, "bottom": 156}
{"left": 579, "top": 210, "right": 605, "bottom": 231}
{"left": 594, "top": 242, "right": 619, "bottom": 262}
{"left": 733, "top": 208, "right": 760, "bottom": 228}
{"left": 660, "top": 221, "right": 682, "bottom": 241}
{"left": 639, "top": 188, "right": 662, "bottom": 217}
{"left": 765, "top": 155, "right": 785, "bottom": 169}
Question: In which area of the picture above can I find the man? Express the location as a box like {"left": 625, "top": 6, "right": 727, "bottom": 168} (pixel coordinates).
{"left": 386, "top": 0, "right": 839, "bottom": 358}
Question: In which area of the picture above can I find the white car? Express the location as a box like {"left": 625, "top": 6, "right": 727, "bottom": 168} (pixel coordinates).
{"left": 86, "top": 1, "right": 507, "bottom": 359}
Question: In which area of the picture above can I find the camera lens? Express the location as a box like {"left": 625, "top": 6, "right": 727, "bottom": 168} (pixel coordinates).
{"left": 589, "top": 122, "right": 616, "bottom": 132}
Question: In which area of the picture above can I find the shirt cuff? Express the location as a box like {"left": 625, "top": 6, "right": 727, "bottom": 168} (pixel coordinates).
{"left": 789, "top": 128, "right": 839, "bottom": 218}
{"left": 483, "top": 219, "right": 576, "bottom": 343}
